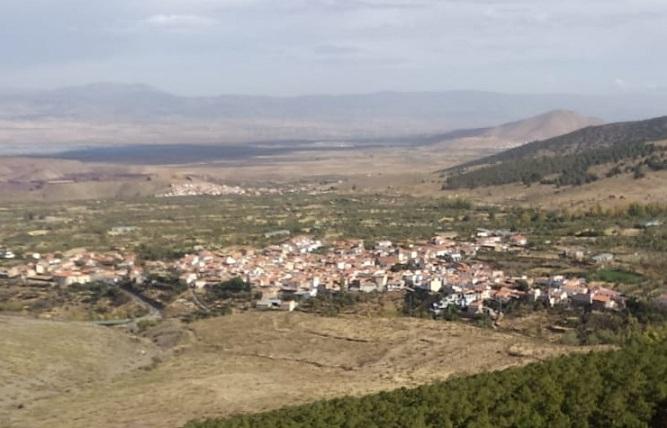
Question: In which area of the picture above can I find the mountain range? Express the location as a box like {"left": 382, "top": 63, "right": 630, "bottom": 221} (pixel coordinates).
{"left": 1, "top": 83, "right": 667, "bottom": 154}
{"left": 1, "top": 83, "right": 666, "bottom": 123}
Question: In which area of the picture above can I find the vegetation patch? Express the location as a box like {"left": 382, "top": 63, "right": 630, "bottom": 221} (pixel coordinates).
{"left": 589, "top": 269, "right": 644, "bottom": 285}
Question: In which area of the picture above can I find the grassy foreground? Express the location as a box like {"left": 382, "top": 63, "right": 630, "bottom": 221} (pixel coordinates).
{"left": 186, "top": 337, "right": 667, "bottom": 428}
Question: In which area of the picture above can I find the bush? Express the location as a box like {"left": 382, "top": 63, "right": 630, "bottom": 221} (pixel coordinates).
{"left": 209, "top": 277, "right": 251, "bottom": 300}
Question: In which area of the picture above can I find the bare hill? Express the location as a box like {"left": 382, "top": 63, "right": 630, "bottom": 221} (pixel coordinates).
{"left": 424, "top": 110, "right": 602, "bottom": 149}
{"left": 475, "top": 110, "right": 603, "bottom": 142}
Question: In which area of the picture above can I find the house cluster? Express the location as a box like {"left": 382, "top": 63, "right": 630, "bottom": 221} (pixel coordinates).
{"left": 0, "top": 250, "right": 143, "bottom": 286}
{"left": 108, "top": 226, "right": 139, "bottom": 236}
{"left": 0, "top": 247, "right": 16, "bottom": 259}
{"left": 559, "top": 247, "right": 619, "bottom": 265}
{"left": 157, "top": 182, "right": 248, "bottom": 197}
{"left": 429, "top": 263, "right": 525, "bottom": 318}
{"left": 172, "top": 234, "right": 527, "bottom": 313}
{"left": 430, "top": 273, "right": 626, "bottom": 318}
{"left": 529, "top": 276, "right": 626, "bottom": 310}
{"left": 475, "top": 229, "right": 528, "bottom": 252}
{"left": 156, "top": 182, "right": 331, "bottom": 198}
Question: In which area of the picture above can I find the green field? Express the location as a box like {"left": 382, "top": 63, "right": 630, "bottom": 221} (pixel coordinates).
{"left": 589, "top": 269, "right": 644, "bottom": 285}
{"left": 0, "top": 194, "right": 472, "bottom": 255}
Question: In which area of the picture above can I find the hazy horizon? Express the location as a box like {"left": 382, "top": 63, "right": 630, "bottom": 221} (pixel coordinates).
{"left": 2, "top": 0, "right": 667, "bottom": 97}
{"left": 5, "top": 81, "right": 666, "bottom": 98}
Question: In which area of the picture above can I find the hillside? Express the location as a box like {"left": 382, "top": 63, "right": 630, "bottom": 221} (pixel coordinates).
{"left": 462, "top": 115, "right": 667, "bottom": 166}
{"left": 474, "top": 110, "right": 603, "bottom": 142}
{"left": 186, "top": 340, "right": 667, "bottom": 428}
{"left": 443, "top": 115, "right": 667, "bottom": 189}
{"left": 5, "top": 312, "right": 583, "bottom": 428}
{"left": 0, "top": 316, "right": 159, "bottom": 424}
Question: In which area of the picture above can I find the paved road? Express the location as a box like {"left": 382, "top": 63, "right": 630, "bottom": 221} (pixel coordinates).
{"left": 93, "top": 286, "right": 162, "bottom": 326}
{"left": 189, "top": 287, "right": 211, "bottom": 313}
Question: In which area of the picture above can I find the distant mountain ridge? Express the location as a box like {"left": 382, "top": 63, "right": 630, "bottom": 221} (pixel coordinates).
{"left": 1, "top": 82, "right": 667, "bottom": 126}
{"left": 1, "top": 83, "right": 666, "bottom": 153}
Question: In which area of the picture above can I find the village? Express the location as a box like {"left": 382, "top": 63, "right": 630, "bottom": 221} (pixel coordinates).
{"left": 156, "top": 181, "right": 335, "bottom": 198}
{"left": 0, "top": 228, "right": 630, "bottom": 320}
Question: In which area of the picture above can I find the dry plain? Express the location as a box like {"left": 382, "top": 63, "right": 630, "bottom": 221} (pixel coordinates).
{"left": 1, "top": 312, "right": 597, "bottom": 428}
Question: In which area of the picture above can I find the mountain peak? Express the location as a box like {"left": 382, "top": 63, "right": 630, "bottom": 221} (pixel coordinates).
{"left": 52, "top": 82, "right": 168, "bottom": 96}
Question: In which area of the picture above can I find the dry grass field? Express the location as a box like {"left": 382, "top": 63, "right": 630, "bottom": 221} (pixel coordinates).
{"left": 0, "top": 316, "right": 159, "bottom": 427}
{"left": 2, "top": 312, "right": 595, "bottom": 428}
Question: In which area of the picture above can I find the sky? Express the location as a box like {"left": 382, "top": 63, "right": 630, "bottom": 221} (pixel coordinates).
{"left": 1, "top": 0, "right": 666, "bottom": 96}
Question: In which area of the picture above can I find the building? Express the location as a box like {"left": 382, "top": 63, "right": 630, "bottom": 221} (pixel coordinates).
{"left": 54, "top": 272, "right": 92, "bottom": 287}
{"left": 0, "top": 249, "right": 16, "bottom": 259}
{"left": 256, "top": 299, "right": 298, "bottom": 312}
{"left": 592, "top": 253, "right": 614, "bottom": 265}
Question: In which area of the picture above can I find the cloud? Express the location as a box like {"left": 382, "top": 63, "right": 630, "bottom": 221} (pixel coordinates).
{"left": 143, "top": 14, "right": 217, "bottom": 31}
{"left": 314, "top": 44, "right": 363, "bottom": 56}
{"left": 1, "top": 0, "right": 667, "bottom": 95}
{"left": 614, "top": 78, "right": 627, "bottom": 89}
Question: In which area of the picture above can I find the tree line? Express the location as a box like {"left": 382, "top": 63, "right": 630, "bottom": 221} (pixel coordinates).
{"left": 444, "top": 142, "right": 658, "bottom": 189}
{"left": 449, "top": 115, "right": 667, "bottom": 172}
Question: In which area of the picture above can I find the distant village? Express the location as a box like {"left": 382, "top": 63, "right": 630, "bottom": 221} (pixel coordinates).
{"left": 156, "top": 181, "right": 333, "bottom": 198}
{"left": 0, "top": 227, "right": 635, "bottom": 318}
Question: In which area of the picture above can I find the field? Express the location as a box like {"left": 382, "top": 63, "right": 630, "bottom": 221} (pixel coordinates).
{"left": 3, "top": 191, "right": 664, "bottom": 254}
{"left": 0, "top": 194, "right": 478, "bottom": 256}
{"left": 1, "top": 312, "right": 593, "bottom": 428}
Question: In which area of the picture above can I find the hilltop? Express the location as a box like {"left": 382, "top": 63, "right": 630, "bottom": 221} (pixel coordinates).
{"left": 424, "top": 110, "right": 602, "bottom": 152}
{"left": 472, "top": 110, "right": 603, "bottom": 142}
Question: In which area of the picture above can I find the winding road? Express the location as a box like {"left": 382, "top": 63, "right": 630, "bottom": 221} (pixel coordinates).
{"left": 93, "top": 286, "right": 163, "bottom": 326}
